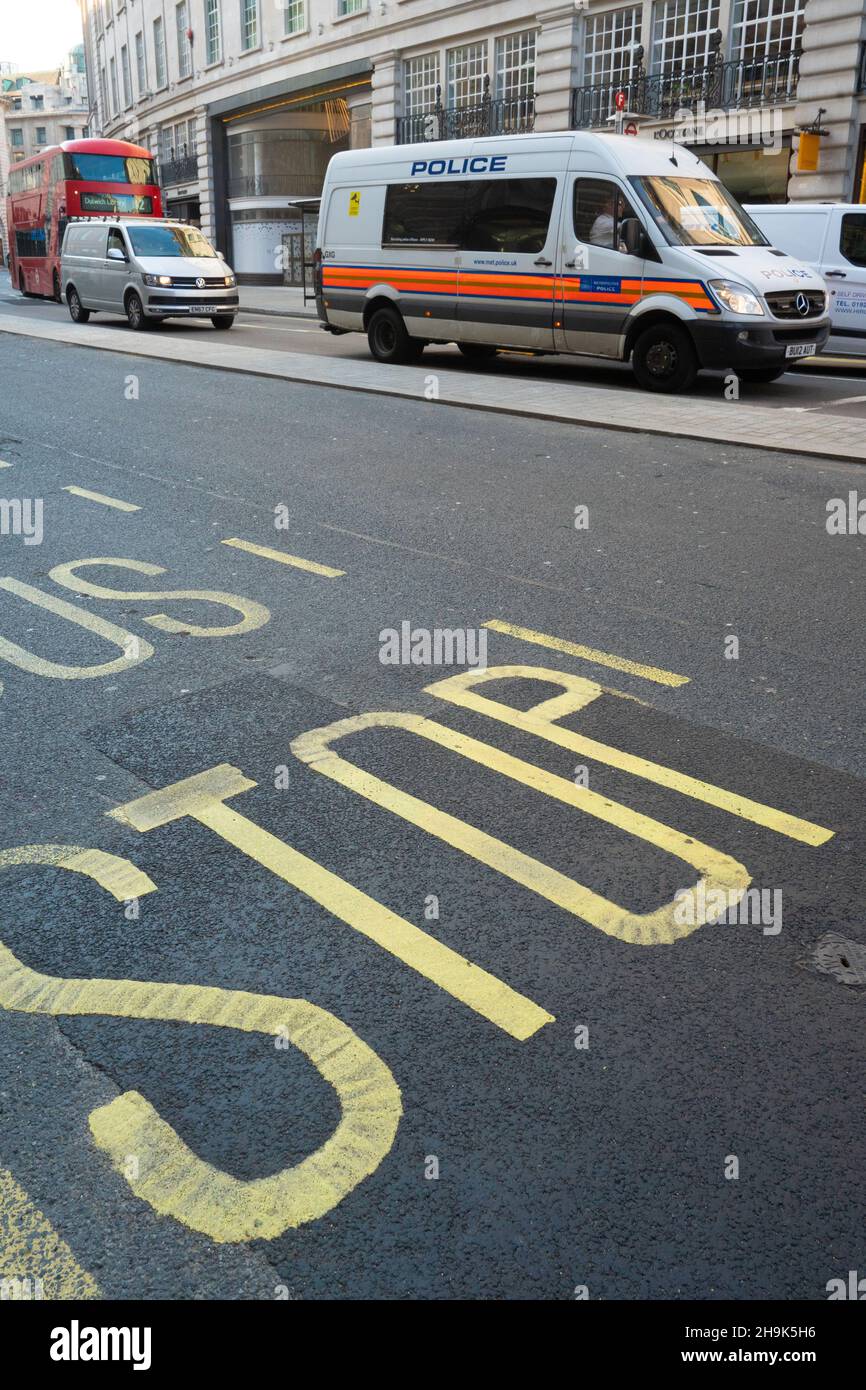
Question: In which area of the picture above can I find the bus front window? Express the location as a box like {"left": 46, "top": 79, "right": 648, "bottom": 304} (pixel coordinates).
{"left": 65, "top": 153, "right": 157, "bottom": 185}
{"left": 632, "top": 176, "right": 769, "bottom": 248}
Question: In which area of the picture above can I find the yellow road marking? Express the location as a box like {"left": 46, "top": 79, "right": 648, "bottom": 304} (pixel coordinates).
{"left": 0, "top": 1168, "right": 101, "bottom": 1300}
{"left": 49, "top": 558, "right": 270, "bottom": 637}
{"left": 0, "top": 843, "right": 401, "bottom": 1244}
{"left": 221, "top": 537, "right": 345, "bottom": 579}
{"left": 426, "top": 665, "right": 834, "bottom": 847}
{"left": 109, "top": 766, "right": 550, "bottom": 1040}
{"left": 63, "top": 486, "right": 141, "bottom": 512}
{"left": 291, "top": 712, "right": 751, "bottom": 947}
{"left": 0, "top": 576, "right": 154, "bottom": 678}
{"left": 483, "top": 619, "right": 690, "bottom": 687}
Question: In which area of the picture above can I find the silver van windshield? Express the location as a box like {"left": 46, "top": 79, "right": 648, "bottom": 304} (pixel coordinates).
{"left": 632, "top": 176, "right": 769, "bottom": 248}
{"left": 127, "top": 225, "right": 218, "bottom": 258}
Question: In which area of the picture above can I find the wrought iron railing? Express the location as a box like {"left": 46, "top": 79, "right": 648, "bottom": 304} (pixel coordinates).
{"left": 570, "top": 52, "right": 800, "bottom": 129}
{"left": 158, "top": 153, "right": 198, "bottom": 186}
{"left": 396, "top": 80, "right": 535, "bottom": 144}
{"left": 858, "top": 42, "right": 866, "bottom": 93}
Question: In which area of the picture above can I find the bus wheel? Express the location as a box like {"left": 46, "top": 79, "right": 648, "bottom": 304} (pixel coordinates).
{"left": 18, "top": 271, "right": 34, "bottom": 299}
{"left": 632, "top": 322, "right": 698, "bottom": 394}
{"left": 457, "top": 343, "right": 499, "bottom": 362}
{"left": 66, "top": 287, "right": 90, "bottom": 323}
{"left": 125, "top": 292, "right": 149, "bottom": 331}
{"left": 367, "top": 306, "right": 423, "bottom": 365}
{"left": 53, "top": 270, "right": 62, "bottom": 303}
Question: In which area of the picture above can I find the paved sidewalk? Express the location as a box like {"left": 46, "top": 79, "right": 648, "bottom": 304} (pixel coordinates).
{"left": 238, "top": 284, "right": 317, "bottom": 318}
{"left": 1, "top": 313, "right": 862, "bottom": 463}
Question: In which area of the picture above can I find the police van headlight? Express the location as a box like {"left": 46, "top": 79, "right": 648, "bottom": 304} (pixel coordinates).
{"left": 143, "top": 274, "right": 172, "bottom": 287}
{"left": 224, "top": 274, "right": 236, "bottom": 286}
{"left": 709, "top": 280, "right": 764, "bottom": 316}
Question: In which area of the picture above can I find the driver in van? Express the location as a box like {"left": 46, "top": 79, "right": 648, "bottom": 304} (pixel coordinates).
{"left": 589, "top": 189, "right": 616, "bottom": 247}
{"left": 588, "top": 189, "right": 629, "bottom": 253}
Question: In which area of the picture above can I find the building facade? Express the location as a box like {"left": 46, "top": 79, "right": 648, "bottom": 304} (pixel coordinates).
{"left": 79, "top": 0, "right": 866, "bottom": 283}
{"left": 1, "top": 51, "right": 91, "bottom": 166}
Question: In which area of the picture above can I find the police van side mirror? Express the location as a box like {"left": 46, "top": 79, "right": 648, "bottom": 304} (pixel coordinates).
{"left": 107, "top": 246, "right": 127, "bottom": 262}
{"left": 620, "top": 218, "right": 646, "bottom": 257}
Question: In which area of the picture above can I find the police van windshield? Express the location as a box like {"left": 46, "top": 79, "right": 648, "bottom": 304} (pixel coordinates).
{"left": 632, "top": 176, "right": 769, "bottom": 248}
{"left": 127, "top": 224, "right": 218, "bottom": 258}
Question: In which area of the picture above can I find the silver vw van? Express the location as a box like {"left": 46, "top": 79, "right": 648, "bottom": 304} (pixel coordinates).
{"left": 61, "top": 217, "right": 238, "bottom": 330}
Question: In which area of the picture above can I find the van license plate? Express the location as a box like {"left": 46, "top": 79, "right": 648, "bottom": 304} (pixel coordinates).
{"left": 188, "top": 305, "right": 217, "bottom": 314}
{"left": 785, "top": 342, "right": 817, "bottom": 359}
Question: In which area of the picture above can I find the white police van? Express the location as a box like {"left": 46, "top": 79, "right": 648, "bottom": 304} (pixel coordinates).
{"left": 745, "top": 203, "right": 866, "bottom": 358}
{"left": 315, "top": 130, "right": 829, "bottom": 392}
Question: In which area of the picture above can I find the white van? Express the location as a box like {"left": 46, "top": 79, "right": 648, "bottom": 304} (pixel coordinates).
{"left": 61, "top": 217, "right": 238, "bottom": 330}
{"left": 745, "top": 203, "right": 866, "bottom": 357}
{"left": 315, "top": 131, "right": 829, "bottom": 392}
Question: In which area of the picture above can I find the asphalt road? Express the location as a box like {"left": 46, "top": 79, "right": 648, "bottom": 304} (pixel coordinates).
{"left": 0, "top": 327, "right": 863, "bottom": 1301}
{"left": 4, "top": 268, "right": 866, "bottom": 417}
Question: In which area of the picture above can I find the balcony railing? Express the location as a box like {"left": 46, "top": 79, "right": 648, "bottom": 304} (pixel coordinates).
{"left": 396, "top": 81, "right": 535, "bottom": 144}
{"left": 571, "top": 52, "right": 800, "bottom": 130}
{"left": 158, "top": 153, "right": 198, "bottom": 186}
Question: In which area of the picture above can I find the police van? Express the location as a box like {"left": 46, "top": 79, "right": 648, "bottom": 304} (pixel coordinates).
{"left": 315, "top": 131, "right": 829, "bottom": 392}
{"left": 744, "top": 203, "right": 866, "bottom": 358}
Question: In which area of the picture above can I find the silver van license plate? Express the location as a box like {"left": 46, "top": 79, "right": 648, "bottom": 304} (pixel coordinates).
{"left": 188, "top": 305, "right": 217, "bottom": 314}
{"left": 785, "top": 343, "right": 816, "bottom": 359}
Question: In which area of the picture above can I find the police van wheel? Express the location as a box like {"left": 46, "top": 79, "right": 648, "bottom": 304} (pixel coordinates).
{"left": 632, "top": 323, "right": 698, "bottom": 393}
{"left": 458, "top": 343, "right": 499, "bottom": 361}
{"left": 125, "top": 292, "right": 149, "bottom": 331}
{"left": 368, "top": 307, "right": 423, "bottom": 364}
{"left": 211, "top": 315, "right": 235, "bottom": 330}
{"left": 66, "top": 287, "right": 90, "bottom": 323}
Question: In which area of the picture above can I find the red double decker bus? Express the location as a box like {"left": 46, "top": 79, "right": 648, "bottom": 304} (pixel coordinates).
{"left": 6, "top": 137, "right": 163, "bottom": 301}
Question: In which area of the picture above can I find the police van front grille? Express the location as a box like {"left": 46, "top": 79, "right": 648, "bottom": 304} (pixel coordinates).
{"left": 765, "top": 290, "right": 825, "bottom": 319}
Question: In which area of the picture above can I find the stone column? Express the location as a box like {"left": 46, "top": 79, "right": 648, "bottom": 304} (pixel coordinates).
{"left": 788, "top": 0, "right": 866, "bottom": 201}
{"left": 534, "top": 3, "right": 582, "bottom": 132}
{"left": 195, "top": 104, "right": 215, "bottom": 242}
{"left": 371, "top": 50, "right": 399, "bottom": 147}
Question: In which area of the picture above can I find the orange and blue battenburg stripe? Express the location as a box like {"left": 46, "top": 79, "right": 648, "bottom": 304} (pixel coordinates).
{"left": 323, "top": 263, "right": 719, "bottom": 313}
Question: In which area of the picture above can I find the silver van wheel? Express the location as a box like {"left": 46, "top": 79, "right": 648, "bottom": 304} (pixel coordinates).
{"left": 67, "top": 287, "right": 90, "bottom": 324}
{"left": 126, "top": 292, "right": 147, "bottom": 331}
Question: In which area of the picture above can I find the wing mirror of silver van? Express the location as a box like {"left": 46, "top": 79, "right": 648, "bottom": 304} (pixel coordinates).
{"left": 107, "top": 247, "right": 127, "bottom": 262}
